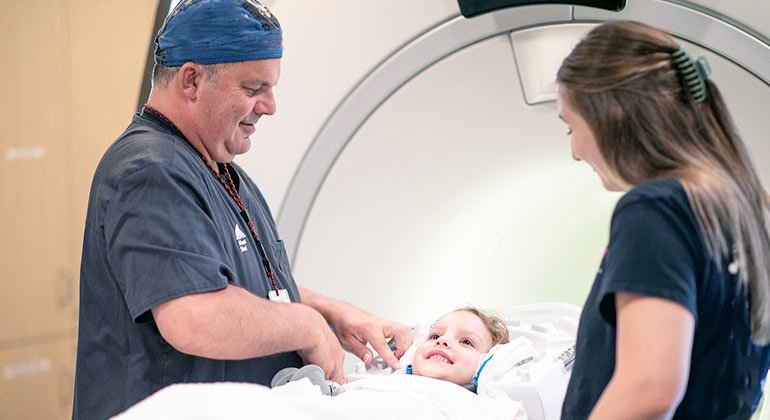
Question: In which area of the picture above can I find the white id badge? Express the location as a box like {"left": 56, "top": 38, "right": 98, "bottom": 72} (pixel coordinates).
{"left": 268, "top": 289, "right": 291, "bottom": 303}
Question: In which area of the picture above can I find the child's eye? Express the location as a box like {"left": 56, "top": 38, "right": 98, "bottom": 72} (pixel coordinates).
{"left": 461, "top": 339, "right": 474, "bottom": 347}
{"left": 428, "top": 334, "right": 440, "bottom": 340}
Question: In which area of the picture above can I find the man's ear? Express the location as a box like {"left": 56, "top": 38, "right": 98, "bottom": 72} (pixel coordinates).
{"left": 177, "top": 62, "right": 202, "bottom": 101}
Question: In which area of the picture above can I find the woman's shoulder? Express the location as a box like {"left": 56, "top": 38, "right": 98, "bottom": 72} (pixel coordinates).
{"left": 616, "top": 177, "right": 688, "bottom": 211}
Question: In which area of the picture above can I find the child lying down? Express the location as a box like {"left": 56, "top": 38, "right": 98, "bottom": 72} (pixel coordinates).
{"left": 111, "top": 307, "right": 535, "bottom": 420}
{"left": 409, "top": 306, "right": 512, "bottom": 387}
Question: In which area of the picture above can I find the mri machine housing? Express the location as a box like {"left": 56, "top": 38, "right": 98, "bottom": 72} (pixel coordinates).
{"left": 242, "top": 6, "right": 770, "bottom": 413}
{"left": 241, "top": 0, "right": 770, "bottom": 326}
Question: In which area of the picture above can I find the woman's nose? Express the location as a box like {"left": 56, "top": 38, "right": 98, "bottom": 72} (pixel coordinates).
{"left": 572, "top": 149, "right": 581, "bottom": 162}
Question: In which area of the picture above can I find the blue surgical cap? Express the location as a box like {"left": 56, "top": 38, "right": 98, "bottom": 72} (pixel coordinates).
{"left": 154, "top": 0, "right": 282, "bottom": 67}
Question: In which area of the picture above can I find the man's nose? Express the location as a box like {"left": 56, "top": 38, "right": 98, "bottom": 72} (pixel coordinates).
{"left": 254, "top": 88, "right": 276, "bottom": 115}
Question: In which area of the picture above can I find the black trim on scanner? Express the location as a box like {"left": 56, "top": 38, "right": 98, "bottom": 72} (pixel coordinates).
{"left": 458, "top": 0, "right": 626, "bottom": 18}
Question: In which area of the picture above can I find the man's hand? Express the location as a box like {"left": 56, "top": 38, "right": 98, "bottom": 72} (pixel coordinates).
{"left": 299, "top": 287, "right": 413, "bottom": 370}
{"left": 296, "top": 312, "right": 347, "bottom": 384}
{"left": 331, "top": 305, "right": 413, "bottom": 369}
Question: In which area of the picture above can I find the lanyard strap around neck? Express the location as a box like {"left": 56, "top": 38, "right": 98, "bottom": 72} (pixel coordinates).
{"left": 143, "top": 105, "right": 279, "bottom": 294}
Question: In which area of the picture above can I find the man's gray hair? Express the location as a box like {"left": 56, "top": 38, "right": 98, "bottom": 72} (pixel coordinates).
{"left": 151, "top": 62, "right": 227, "bottom": 88}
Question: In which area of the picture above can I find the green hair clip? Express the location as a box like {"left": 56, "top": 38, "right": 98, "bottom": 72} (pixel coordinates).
{"left": 672, "top": 47, "right": 712, "bottom": 103}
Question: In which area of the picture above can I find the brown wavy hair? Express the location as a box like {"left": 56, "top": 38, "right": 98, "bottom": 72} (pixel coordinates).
{"left": 455, "top": 306, "right": 510, "bottom": 346}
{"left": 557, "top": 20, "right": 770, "bottom": 344}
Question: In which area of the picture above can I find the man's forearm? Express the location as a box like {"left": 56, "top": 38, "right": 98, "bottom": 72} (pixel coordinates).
{"left": 152, "top": 284, "right": 326, "bottom": 359}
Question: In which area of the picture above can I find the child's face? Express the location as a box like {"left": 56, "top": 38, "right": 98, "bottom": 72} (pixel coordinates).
{"left": 411, "top": 311, "right": 494, "bottom": 386}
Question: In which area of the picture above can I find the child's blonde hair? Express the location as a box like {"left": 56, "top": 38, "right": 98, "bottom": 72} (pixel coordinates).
{"left": 455, "top": 306, "right": 510, "bottom": 346}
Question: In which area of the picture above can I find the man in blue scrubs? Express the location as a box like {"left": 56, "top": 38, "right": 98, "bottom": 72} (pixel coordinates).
{"left": 72, "top": 1, "right": 412, "bottom": 419}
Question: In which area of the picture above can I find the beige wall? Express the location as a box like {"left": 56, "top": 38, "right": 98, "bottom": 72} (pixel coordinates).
{"left": 0, "top": 1, "right": 157, "bottom": 418}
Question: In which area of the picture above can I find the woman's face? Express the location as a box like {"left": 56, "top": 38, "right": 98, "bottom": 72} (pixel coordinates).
{"left": 411, "top": 311, "right": 494, "bottom": 386}
{"left": 557, "top": 85, "right": 624, "bottom": 192}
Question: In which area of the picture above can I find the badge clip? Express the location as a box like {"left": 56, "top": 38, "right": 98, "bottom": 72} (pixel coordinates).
{"left": 268, "top": 289, "right": 291, "bottom": 303}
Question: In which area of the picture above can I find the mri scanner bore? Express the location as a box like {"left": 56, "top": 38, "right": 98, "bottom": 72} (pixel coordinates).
{"left": 281, "top": 1, "right": 770, "bottom": 325}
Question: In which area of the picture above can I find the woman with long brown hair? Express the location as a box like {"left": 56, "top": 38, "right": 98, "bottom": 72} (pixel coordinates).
{"left": 556, "top": 20, "right": 770, "bottom": 419}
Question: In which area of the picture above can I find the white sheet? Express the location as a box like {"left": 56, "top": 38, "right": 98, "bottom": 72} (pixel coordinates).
{"left": 111, "top": 375, "right": 527, "bottom": 420}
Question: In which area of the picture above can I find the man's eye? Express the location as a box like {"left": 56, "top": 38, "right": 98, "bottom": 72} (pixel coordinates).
{"left": 244, "top": 87, "right": 262, "bottom": 96}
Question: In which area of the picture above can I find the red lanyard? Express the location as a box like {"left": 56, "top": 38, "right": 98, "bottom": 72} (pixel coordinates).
{"left": 143, "top": 105, "right": 279, "bottom": 294}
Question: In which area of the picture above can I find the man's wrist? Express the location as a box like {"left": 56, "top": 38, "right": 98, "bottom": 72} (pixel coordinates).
{"left": 300, "top": 288, "right": 344, "bottom": 322}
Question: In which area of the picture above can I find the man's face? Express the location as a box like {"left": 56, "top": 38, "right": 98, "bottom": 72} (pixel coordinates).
{"left": 193, "top": 58, "right": 280, "bottom": 163}
{"left": 411, "top": 311, "right": 494, "bottom": 386}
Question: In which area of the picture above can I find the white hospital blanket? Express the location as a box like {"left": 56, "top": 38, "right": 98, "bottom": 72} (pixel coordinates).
{"left": 112, "top": 375, "right": 527, "bottom": 420}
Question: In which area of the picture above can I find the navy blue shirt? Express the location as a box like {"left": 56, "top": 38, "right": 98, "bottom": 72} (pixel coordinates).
{"left": 73, "top": 110, "right": 303, "bottom": 420}
{"left": 562, "top": 178, "right": 770, "bottom": 419}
